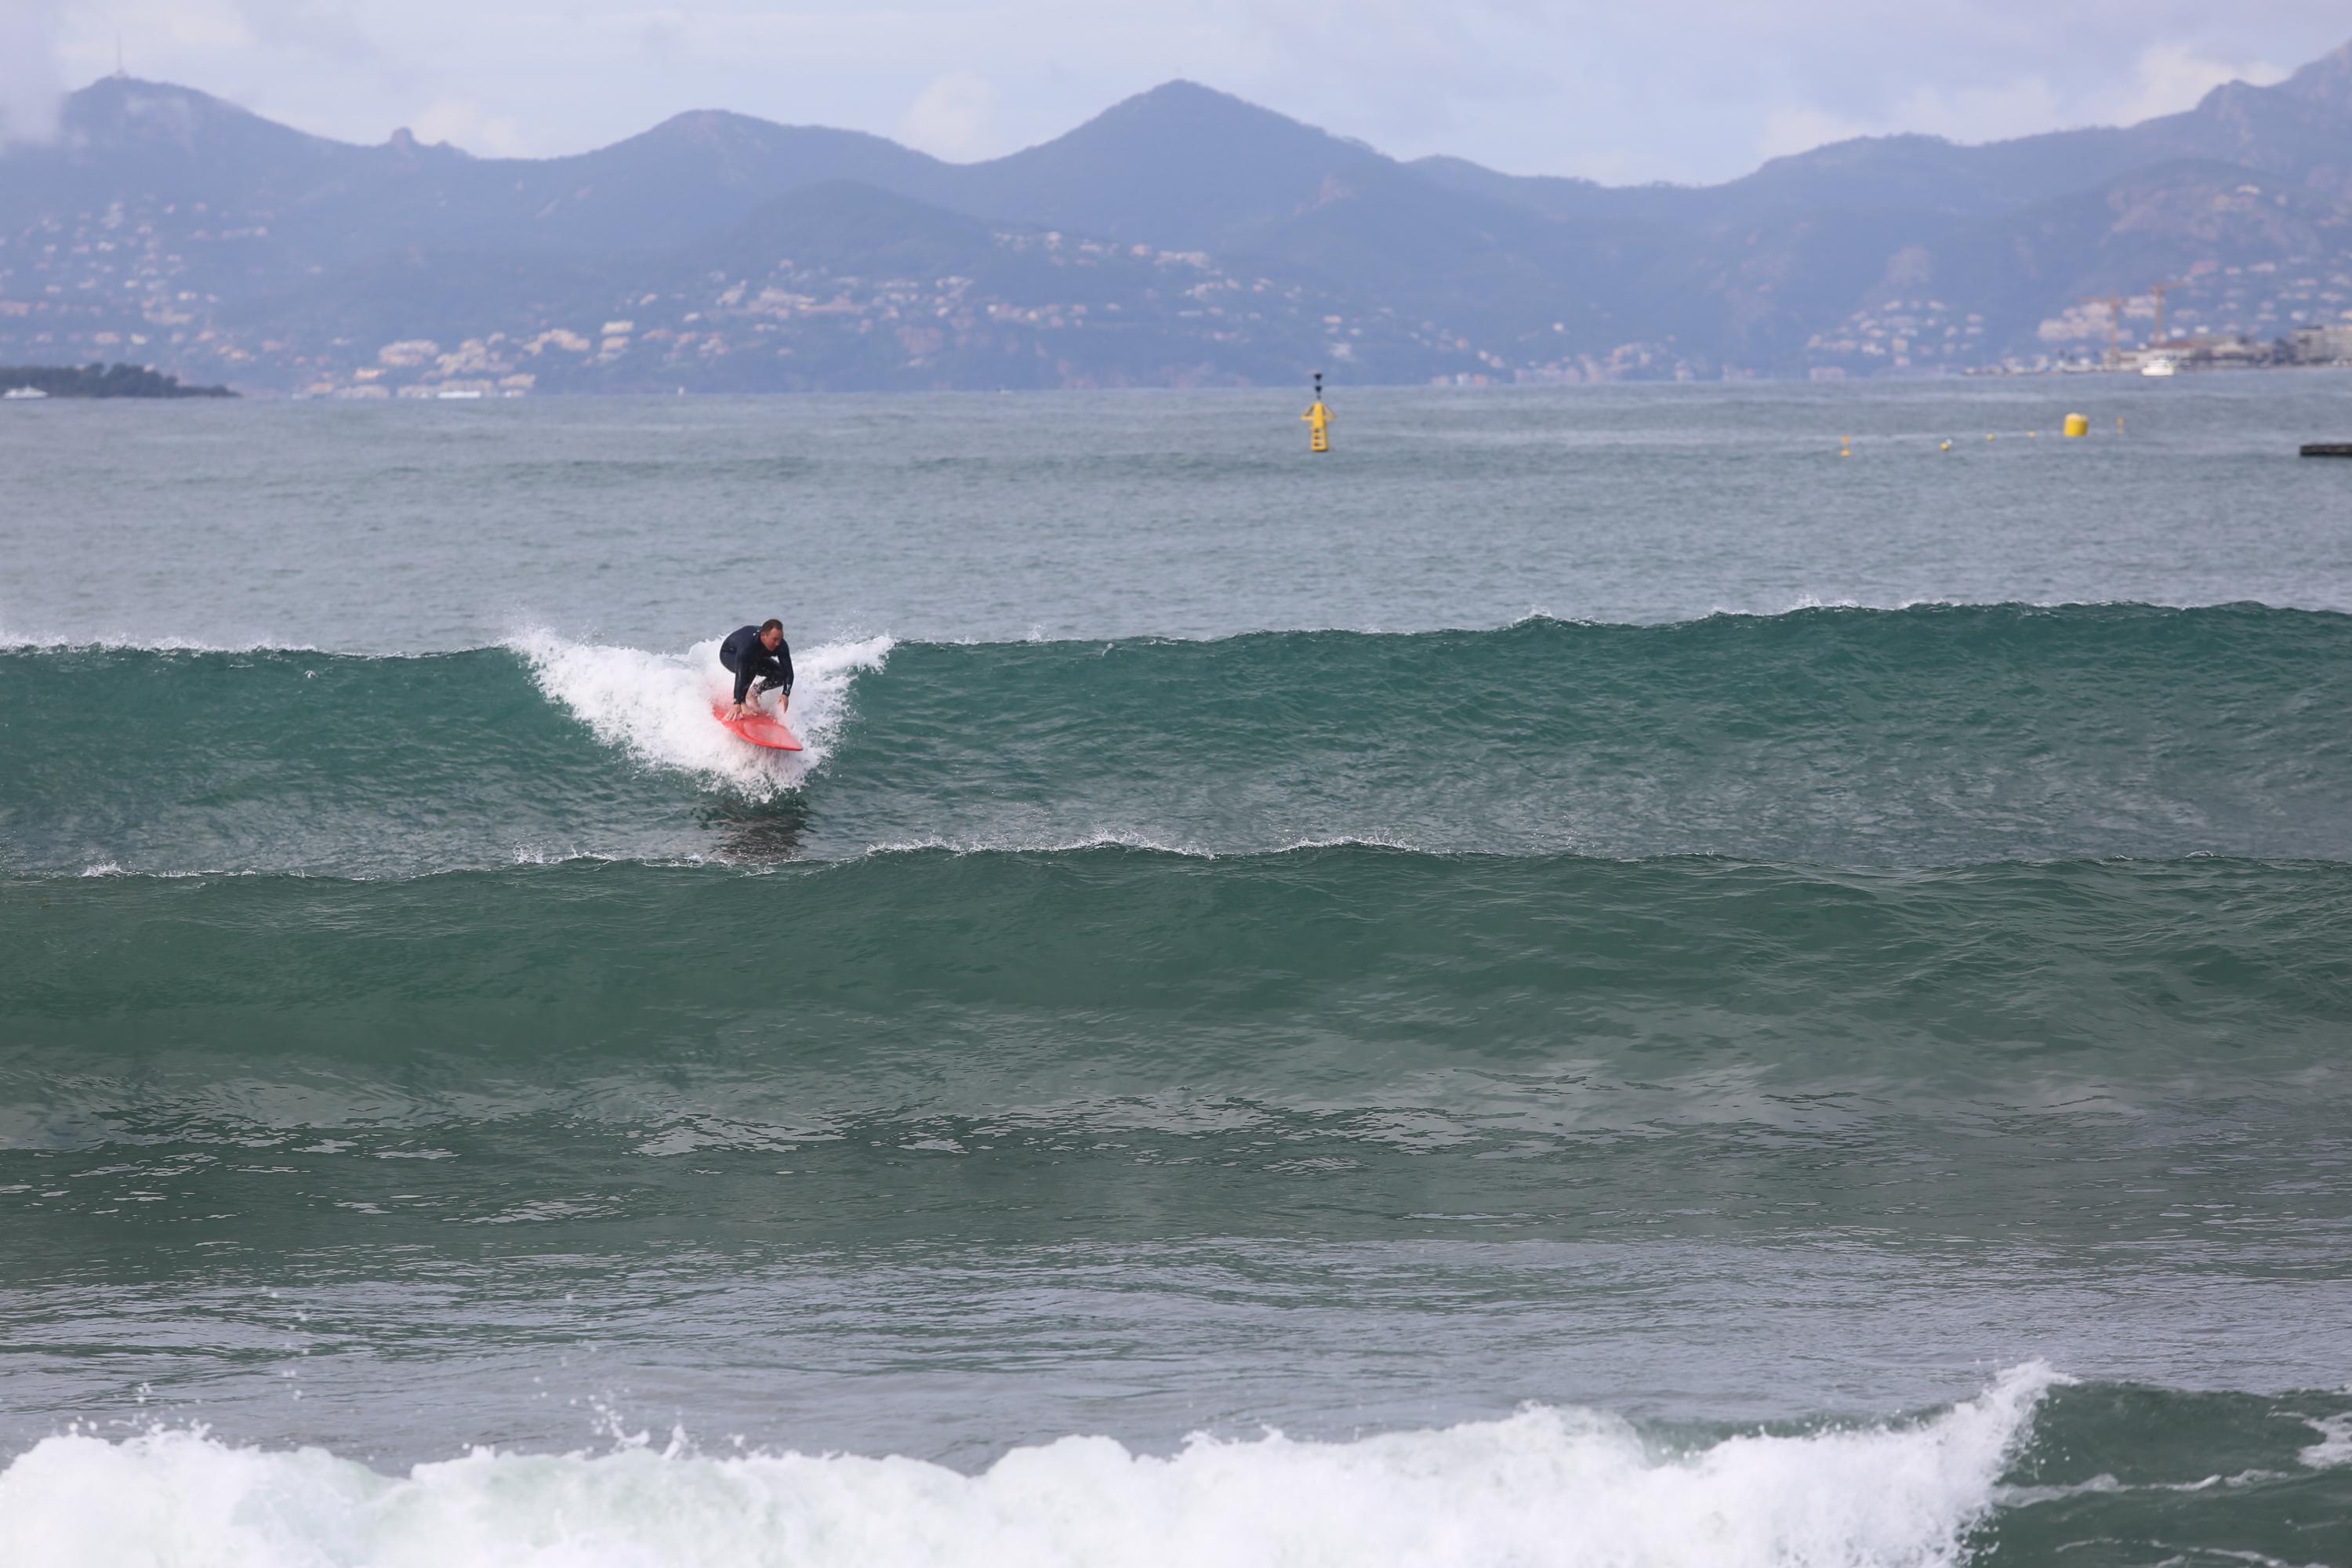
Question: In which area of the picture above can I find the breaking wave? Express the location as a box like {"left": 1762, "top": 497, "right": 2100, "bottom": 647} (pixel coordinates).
{"left": 3, "top": 602, "right": 2349, "bottom": 876}
{"left": 0, "top": 1365, "right": 2056, "bottom": 1568}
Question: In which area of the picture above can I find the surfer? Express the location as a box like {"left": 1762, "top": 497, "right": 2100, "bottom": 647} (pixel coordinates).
{"left": 720, "top": 619, "right": 793, "bottom": 722}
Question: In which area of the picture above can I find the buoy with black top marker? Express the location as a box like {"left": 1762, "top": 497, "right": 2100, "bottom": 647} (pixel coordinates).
{"left": 1301, "top": 372, "right": 1331, "bottom": 453}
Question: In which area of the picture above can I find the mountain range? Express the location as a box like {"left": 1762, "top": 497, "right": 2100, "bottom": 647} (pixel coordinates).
{"left": 3, "top": 41, "right": 2350, "bottom": 394}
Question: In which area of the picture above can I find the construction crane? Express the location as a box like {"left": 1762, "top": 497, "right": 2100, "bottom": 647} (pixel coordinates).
{"left": 2079, "top": 294, "right": 2125, "bottom": 365}
{"left": 2147, "top": 280, "right": 2185, "bottom": 346}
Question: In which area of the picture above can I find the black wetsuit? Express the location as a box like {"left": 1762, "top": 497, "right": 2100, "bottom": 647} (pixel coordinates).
{"left": 719, "top": 624, "right": 794, "bottom": 704}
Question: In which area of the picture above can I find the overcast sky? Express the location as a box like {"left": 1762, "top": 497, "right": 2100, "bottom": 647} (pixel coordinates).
{"left": 2, "top": 2, "right": 2345, "bottom": 183}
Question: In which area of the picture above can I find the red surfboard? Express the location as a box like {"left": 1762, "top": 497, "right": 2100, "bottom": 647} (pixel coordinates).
{"left": 712, "top": 701, "right": 803, "bottom": 751}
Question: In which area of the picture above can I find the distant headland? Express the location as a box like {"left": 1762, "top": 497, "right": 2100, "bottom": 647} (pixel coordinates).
{"left": 0, "top": 364, "right": 238, "bottom": 400}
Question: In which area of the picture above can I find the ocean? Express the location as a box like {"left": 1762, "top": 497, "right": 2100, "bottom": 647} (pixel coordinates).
{"left": 2, "top": 376, "right": 2350, "bottom": 1566}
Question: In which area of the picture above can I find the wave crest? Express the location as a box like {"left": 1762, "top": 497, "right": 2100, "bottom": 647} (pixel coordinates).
{"left": 511, "top": 630, "right": 892, "bottom": 798}
{"left": 0, "top": 1365, "right": 2056, "bottom": 1568}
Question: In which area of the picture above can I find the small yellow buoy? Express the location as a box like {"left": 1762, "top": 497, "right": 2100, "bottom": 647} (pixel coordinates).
{"left": 1301, "top": 371, "right": 1331, "bottom": 453}
{"left": 2116, "top": 416, "right": 2125, "bottom": 434}
{"left": 1840, "top": 434, "right": 1853, "bottom": 458}
{"left": 1940, "top": 440, "right": 1952, "bottom": 452}
{"left": 2063, "top": 413, "right": 2089, "bottom": 438}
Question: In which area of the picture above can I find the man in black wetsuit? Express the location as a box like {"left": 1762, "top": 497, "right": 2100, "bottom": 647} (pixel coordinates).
{"left": 720, "top": 619, "right": 793, "bottom": 722}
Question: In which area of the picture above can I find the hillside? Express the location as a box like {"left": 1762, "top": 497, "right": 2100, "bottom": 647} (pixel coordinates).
{"left": 0, "top": 361, "right": 234, "bottom": 397}
{"left": 3, "top": 42, "right": 2348, "bottom": 393}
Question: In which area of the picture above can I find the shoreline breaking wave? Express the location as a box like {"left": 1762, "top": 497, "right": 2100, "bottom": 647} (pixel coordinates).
{"left": 0, "top": 1365, "right": 2057, "bottom": 1568}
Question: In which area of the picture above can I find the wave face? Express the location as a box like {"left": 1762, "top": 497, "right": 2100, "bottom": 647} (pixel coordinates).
{"left": 4, "top": 603, "right": 2348, "bottom": 875}
{"left": 10, "top": 591, "right": 2352, "bottom": 1568}
{"left": 0, "top": 631, "right": 889, "bottom": 877}
{"left": 7, "top": 848, "right": 2348, "bottom": 1258}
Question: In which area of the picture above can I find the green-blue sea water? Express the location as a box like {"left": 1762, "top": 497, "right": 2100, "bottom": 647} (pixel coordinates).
{"left": 2, "top": 378, "right": 2350, "bottom": 1566}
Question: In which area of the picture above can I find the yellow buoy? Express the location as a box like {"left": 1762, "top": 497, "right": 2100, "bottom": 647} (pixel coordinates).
{"left": 1301, "top": 371, "right": 1331, "bottom": 454}
{"left": 1840, "top": 434, "right": 1853, "bottom": 458}
{"left": 2063, "top": 413, "right": 2089, "bottom": 438}
{"left": 1940, "top": 440, "right": 1952, "bottom": 452}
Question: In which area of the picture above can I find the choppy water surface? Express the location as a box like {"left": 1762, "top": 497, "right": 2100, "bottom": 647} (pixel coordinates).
{"left": 3, "top": 379, "right": 2350, "bottom": 1566}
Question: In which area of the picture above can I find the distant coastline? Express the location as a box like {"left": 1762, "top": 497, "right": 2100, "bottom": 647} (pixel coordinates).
{"left": 6, "top": 43, "right": 2350, "bottom": 395}
{"left": 0, "top": 363, "right": 238, "bottom": 400}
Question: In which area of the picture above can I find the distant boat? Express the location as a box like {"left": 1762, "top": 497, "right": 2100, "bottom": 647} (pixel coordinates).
{"left": 2, "top": 387, "right": 49, "bottom": 400}
{"left": 435, "top": 388, "right": 485, "bottom": 400}
{"left": 2140, "top": 357, "right": 2179, "bottom": 378}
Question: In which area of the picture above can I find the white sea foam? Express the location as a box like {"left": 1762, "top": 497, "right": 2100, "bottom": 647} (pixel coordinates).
{"left": 857, "top": 833, "right": 1432, "bottom": 860}
{"left": 0, "top": 627, "right": 324, "bottom": 652}
{"left": 2300, "top": 1413, "right": 2352, "bottom": 1469}
{"left": 0, "top": 1363, "right": 2057, "bottom": 1568}
{"left": 511, "top": 630, "right": 892, "bottom": 798}
{"left": 862, "top": 831, "right": 1217, "bottom": 858}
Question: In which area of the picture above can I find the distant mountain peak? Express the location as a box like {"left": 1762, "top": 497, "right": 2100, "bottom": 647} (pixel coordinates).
{"left": 379, "top": 125, "right": 472, "bottom": 167}
{"left": 953, "top": 77, "right": 1396, "bottom": 250}
{"left": 2280, "top": 37, "right": 2352, "bottom": 109}
{"left": 1123, "top": 79, "right": 1250, "bottom": 110}
{"left": 632, "top": 107, "right": 912, "bottom": 152}
{"left": 1081, "top": 78, "right": 1352, "bottom": 147}
{"left": 641, "top": 107, "right": 789, "bottom": 144}
{"left": 73, "top": 75, "right": 228, "bottom": 110}
{"left": 67, "top": 75, "right": 248, "bottom": 130}
{"left": 56, "top": 75, "right": 328, "bottom": 159}
{"left": 1025, "top": 78, "right": 1389, "bottom": 182}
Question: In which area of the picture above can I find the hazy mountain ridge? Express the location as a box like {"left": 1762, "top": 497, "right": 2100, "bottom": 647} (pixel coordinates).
{"left": 3, "top": 45, "right": 2349, "bottom": 393}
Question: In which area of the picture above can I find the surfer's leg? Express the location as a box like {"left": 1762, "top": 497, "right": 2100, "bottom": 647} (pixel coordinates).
{"left": 719, "top": 649, "right": 752, "bottom": 715}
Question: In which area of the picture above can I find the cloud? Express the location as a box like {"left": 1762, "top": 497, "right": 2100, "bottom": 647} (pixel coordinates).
{"left": 2094, "top": 41, "right": 2289, "bottom": 125}
{"left": 411, "top": 95, "right": 530, "bottom": 156}
{"left": 228, "top": 0, "right": 373, "bottom": 61}
{"left": 0, "top": 0, "right": 67, "bottom": 145}
{"left": 1892, "top": 76, "right": 2066, "bottom": 143}
{"left": 1750, "top": 39, "right": 2288, "bottom": 168}
{"left": 1758, "top": 106, "right": 1874, "bottom": 162}
{"left": 898, "top": 71, "right": 998, "bottom": 161}
{"left": 1761, "top": 74, "right": 2066, "bottom": 160}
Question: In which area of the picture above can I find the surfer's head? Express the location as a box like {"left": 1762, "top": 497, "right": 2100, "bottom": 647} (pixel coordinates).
{"left": 759, "top": 619, "right": 783, "bottom": 651}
